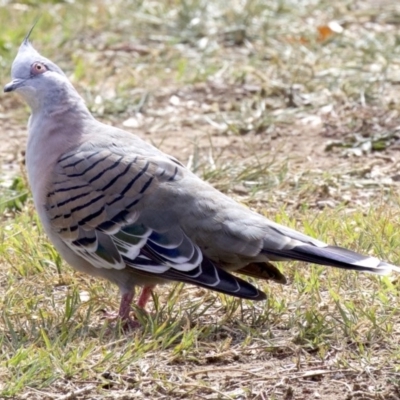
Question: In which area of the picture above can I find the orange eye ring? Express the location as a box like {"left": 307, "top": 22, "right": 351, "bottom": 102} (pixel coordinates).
{"left": 31, "top": 62, "right": 47, "bottom": 76}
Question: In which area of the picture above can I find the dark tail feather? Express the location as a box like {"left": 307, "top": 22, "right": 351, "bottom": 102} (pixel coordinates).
{"left": 265, "top": 244, "right": 398, "bottom": 275}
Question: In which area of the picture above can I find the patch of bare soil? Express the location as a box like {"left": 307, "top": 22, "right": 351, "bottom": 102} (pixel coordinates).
{"left": 0, "top": 97, "right": 27, "bottom": 186}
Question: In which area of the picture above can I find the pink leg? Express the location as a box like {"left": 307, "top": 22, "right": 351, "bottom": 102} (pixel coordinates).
{"left": 137, "top": 285, "right": 155, "bottom": 309}
{"left": 118, "top": 291, "right": 141, "bottom": 330}
{"left": 102, "top": 286, "right": 155, "bottom": 331}
{"left": 118, "top": 291, "right": 135, "bottom": 320}
{"left": 102, "top": 290, "right": 140, "bottom": 330}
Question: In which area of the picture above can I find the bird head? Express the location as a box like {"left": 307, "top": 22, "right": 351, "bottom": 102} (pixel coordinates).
{"left": 4, "top": 25, "right": 71, "bottom": 111}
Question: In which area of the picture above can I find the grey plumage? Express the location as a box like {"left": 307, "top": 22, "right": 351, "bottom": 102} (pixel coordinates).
{"left": 4, "top": 36, "right": 399, "bottom": 327}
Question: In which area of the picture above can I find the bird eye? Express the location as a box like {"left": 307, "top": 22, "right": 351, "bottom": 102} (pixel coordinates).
{"left": 31, "top": 62, "right": 47, "bottom": 76}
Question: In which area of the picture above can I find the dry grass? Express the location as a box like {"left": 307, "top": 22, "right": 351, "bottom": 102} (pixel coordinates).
{"left": 2, "top": 0, "right": 400, "bottom": 399}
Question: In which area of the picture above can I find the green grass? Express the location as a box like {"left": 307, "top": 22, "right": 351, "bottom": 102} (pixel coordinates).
{"left": 2, "top": 0, "right": 400, "bottom": 398}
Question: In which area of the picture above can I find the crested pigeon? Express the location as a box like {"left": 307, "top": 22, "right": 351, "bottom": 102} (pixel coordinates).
{"left": 4, "top": 33, "right": 399, "bottom": 328}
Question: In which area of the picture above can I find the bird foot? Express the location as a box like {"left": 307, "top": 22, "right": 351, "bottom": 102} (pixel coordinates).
{"left": 101, "top": 310, "right": 141, "bottom": 331}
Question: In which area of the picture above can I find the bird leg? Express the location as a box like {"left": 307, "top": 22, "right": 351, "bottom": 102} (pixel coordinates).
{"left": 102, "top": 290, "right": 139, "bottom": 330}
{"left": 102, "top": 286, "right": 155, "bottom": 330}
{"left": 136, "top": 285, "right": 155, "bottom": 309}
{"left": 118, "top": 290, "right": 135, "bottom": 320}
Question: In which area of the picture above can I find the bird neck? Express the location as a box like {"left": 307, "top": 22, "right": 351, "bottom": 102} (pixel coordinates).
{"left": 31, "top": 80, "right": 93, "bottom": 120}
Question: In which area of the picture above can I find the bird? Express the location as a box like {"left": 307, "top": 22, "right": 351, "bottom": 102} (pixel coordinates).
{"left": 4, "top": 31, "right": 399, "bottom": 329}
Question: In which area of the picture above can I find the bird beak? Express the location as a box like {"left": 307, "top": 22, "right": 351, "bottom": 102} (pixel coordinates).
{"left": 4, "top": 79, "right": 23, "bottom": 93}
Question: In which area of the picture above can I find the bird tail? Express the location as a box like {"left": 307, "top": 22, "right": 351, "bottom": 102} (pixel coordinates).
{"left": 264, "top": 243, "right": 400, "bottom": 275}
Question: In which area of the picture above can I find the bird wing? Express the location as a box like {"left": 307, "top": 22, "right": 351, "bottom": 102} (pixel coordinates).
{"left": 45, "top": 145, "right": 265, "bottom": 300}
